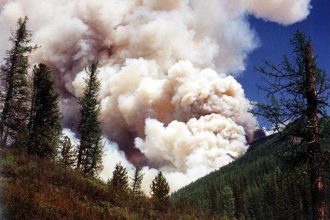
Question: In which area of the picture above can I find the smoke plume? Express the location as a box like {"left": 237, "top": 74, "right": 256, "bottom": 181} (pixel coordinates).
{"left": 0, "top": 0, "right": 311, "bottom": 192}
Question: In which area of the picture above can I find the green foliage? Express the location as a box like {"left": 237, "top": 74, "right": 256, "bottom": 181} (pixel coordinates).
{"left": 150, "top": 171, "right": 170, "bottom": 211}
{"left": 0, "top": 17, "right": 35, "bottom": 147}
{"left": 130, "top": 166, "right": 144, "bottom": 197}
{"left": 254, "top": 31, "right": 330, "bottom": 219}
{"left": 27, "top": 63, "right": 61, "bottom": 158}
{"left": 76, "top": 61, "right": 103, "bottom": 177}
{"left": 254, "top": 32, "right": 329, "bottom": 168}
{"left": 110, "top": 163, "right": 129, "bottom": 193}
{"left": 172, "top": 120, "right": 330, "bottom": 219}
{"left": 57, "top": 135, "right": 77, "bottom": 168}
{"left": 220, "top": 186, "right": 235, "bottom": 218}
{"left": 255, "top": 31, "right": 329, "bottom": 132}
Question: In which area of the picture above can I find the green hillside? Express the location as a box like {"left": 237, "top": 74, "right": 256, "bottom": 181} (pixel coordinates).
{"left": 171, "top": 118, "right": 330, "bottom": 219}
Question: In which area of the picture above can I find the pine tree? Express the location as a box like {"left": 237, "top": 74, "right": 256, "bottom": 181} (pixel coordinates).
{"left": 110, "top": 163, "right": 129, "bottom": 193}
{"left": 130, "top": 166, "right": 144, "bottom": 196}
{"left": 208, "top": 183, "right": 218, "bottom": 211}
{"left": 150, "top": 171, "right": 170, "bottom": 211}
{"left": 58, "top": 135, "right": 77, "bottom": 168}
{"left": 28, "top": 64, "right": 61, "bottom": 158}
{"left": 220, "top": 186, "right": 235, "bottom": 219}
{"left": 76, "top": 61, "right": 103, "bottom": 176}
{"left": 0, "top": 17, "right": 35, "bottom": 147}
{"left": 255, "top": 31, "right": 329, "bottom": 219}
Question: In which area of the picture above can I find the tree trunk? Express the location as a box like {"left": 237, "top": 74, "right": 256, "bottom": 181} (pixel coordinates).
{"left": 0, "top": 55, "right": 16, "bottom": 146}
{"left": 309, "top": 155, "right": 328, "bottom": 220}
{"left": 305, "top": 43, "right": 328, "bottom": 220}
{"left": 76, "top": 146, "right": 83, "bottom": 170}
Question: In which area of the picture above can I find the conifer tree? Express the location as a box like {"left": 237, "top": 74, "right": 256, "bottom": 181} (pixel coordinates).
{"left": 58, "top": 135, "right": 77, "bottom": 168}
{"left": 220, "top": 186, "right": 235, "bottom": 218}
{"left": 110, "top": 163, "right": 129, "bottom": 193}
{"left": 76, "top": 61, "right": 103, "bottom": 177}
{"left": 28, "top": 63, "right": 61, "bottom": 157}
{"left": 255, "top": 31, "right": 329, "bottom": 219}
{"left": 150, "top": 171, "right": 170, "bottom": 211}
{"left": 130, "top": 166, "right": 144, "bottom": 196}
{"left": 0, "top": 17, "right": 35, "bottom": 147}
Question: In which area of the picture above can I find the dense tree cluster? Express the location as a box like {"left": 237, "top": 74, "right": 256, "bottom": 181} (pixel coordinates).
{"left": 0, "top": 18, "right": 103, "bottom": 178}
{"left": 172, "top": 120, "right": 330, "bottom": 219}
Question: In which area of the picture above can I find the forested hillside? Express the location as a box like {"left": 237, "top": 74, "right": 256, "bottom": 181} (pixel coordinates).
{"left": 171, "top": 118, "right": 330, "bottom": 219}
{"left": 0, "top": 1, "right": 328, "bottom": 219}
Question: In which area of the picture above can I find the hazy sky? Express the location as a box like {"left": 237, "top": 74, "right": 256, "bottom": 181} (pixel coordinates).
{"left": 239, "top": 0, "right": 330, "bottom": 125}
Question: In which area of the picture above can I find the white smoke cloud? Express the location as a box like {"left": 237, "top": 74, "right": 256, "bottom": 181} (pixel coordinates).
{"left": 244, "top": 0, "right": 312, "bottom": 25}
{"left": 136, "top": 114, "right": 247, "bottom": 172}
{"left": 0, "top": 0, "right": 311, "bottom": 192}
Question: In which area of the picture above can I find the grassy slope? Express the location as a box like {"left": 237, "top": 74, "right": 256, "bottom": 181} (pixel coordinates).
{"left": 0, "top": 150, "right": 123, "bottom": 220}
{"left": 0, "top": 149, "right": 222, "bottom": 220}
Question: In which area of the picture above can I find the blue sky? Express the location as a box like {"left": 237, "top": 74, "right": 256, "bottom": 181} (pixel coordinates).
{"left": 238, "top": 0, "right": 330, "bottom": 126}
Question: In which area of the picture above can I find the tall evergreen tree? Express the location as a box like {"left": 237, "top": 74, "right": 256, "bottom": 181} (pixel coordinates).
{"left": 0, "top": 17, "right": 35, "bottom": 147}
{"left": 58, "top": 135, "right": 77, "bottom": 168}
{"left": 28, "top": 63, "right": 61, "bottom": 157}
{"left": 76, "top": 61, "right": 103, "bottom": 176}
{"left": 130, "top": 166, "right": 144, "bottom": 196}
{"left": 110, "top": 163, "right": 129, "bottom": 193}
{"left": 255, "top": 31, "right": 329, "bottom": 219}
{"left": 150, "top": 171, "right": 170, "bottom": 211}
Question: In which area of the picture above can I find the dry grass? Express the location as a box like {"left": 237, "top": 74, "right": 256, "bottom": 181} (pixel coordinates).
{"left": 0, "top": 149, "right": 212, "bottom": 220}
{"left": 0, "top": 150, "right": 135, "bottom": 219}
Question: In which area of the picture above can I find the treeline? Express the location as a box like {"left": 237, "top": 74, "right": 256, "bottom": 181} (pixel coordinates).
{"left": 172, "top": 118, "right": 330, "bottom": 219}
{"left": 0, "top": 17, "right": 182, "bottom": 219}
{"left": 108, "top": 163, "right": 170, "bottom": 211}
{"left": 0, "top": 17, "right": 103, "bottom": 177}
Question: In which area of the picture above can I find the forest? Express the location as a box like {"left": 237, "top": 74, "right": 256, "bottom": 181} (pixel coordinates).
{"left": 172, "top": 117, "right": 330, "bottom": 219}
{"left": 0, "top": 7, "right": 329, "bottom": 220}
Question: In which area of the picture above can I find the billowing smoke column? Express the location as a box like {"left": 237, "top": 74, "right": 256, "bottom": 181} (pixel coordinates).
{"left": 0, "top": 0, "right": 311, "bottom": 192}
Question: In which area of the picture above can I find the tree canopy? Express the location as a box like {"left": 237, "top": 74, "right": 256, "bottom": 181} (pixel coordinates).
{"left": 28, "top": 63, "right": 61, "bottom": 158}
{"left": 76, "top": 61, "right": 103, "bottom": 177}
{"left": 255, "top": 31, "right": 329, "bottom": 220}
{"left": 0, "top": 17, "right": 35, "bottom": 147}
